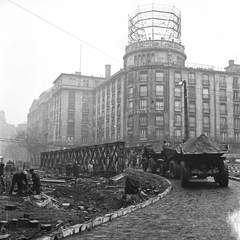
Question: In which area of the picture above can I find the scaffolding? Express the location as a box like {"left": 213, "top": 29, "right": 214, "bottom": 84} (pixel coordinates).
{"left": 128, "top": 3, "right": 182, "bottom": 45}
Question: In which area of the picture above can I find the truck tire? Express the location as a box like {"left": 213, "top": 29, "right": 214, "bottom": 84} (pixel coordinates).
{"left": 169, "top": 160, "right": 180, "bottom": 179}
{"left": 219, "top": 160, "right": 229, "bottom": 187}
{"left": 148, "top": 158, "right": 157, "bottom": 173}
{"left": 159, "top": 163, "right": 166, "bottom": 177}
{"left": 181, "top": 160, "right": 190, "bottom": 187}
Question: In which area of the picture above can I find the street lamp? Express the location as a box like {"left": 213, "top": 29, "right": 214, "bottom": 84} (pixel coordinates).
{"left": 179, "top": 80, "right": 189, "bottom": 141}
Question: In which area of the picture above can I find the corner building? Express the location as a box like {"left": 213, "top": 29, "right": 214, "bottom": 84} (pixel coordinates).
{"left": 28, "top": 3, "right": 240, "bottom": 154}
{"left": 93, "top": 3, "right": 240, "bottom": 153}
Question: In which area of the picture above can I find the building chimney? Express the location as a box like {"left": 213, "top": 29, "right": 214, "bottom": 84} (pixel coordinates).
{"left": 105, "top": 64, "right": 111, "bottom": 79}
{"left": 229, "top": 60, "right": 235, "bottom": 66}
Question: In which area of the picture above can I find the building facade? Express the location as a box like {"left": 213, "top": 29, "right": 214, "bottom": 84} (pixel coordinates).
{"left": 28, "top": 3, "right": 240, "bottom": 155}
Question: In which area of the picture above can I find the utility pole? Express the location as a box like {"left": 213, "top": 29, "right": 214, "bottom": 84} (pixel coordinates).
{"left": 179, "top": 80, "right": 189, "bottom": 141}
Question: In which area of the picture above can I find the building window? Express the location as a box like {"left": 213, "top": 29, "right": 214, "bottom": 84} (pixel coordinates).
{"left": 156, "top": 85, "right": 163, "bottom": 96}
{"left": 188, "top": 86, "right": 196, "bottom": 98}
{"left": 189, "top": 116, "right": 196, "bottom": 127}
{"left": 220, "top": 104, "right": 227, "bottom": 115}
{"left": 68, "top": 112, "right": 75, "bottom": 122}
{"left": 220, "top": 89, "right": 227, "bottom": 101}
{"left": 68, "top": 122, "right": 75, "bottom": 136}
{"left": 156, "top": 71, "right": 164, "bottom": 82}
{"left": 82, "top": 136, "right": 88, "bottom": 144}
{"left": 83, "top": 93, "right": 89, "bottom": 102}
{"left": 202, "top": 74, "right": 209, "bottom": 85}
{"left": 220, "top": 117, "right": 227, "bottom": 128}
{"left": 203, "top": 102, "right": 210, "bottom": 113}
{"left": 128, "top": 116, "right": 133, "bottom": 127}
{"left": 174, "top": 101, "right": 181, "bottom": 111}
{"left": 156, "top": 129, "right": 164, "bottom": 140}
{"left": 188, "top": 73, "right": 195, "bottom": 84}
{"left": 156, "top": 100, "right": 164, "bottom": 111}
{"left": 234, "top": 104, "right": 240, "bottom": 115}
{"left": 203, "top": 116, "right": 210, "bottom": 127}
{"left": 233, "top": 77, "right": 239, "bottom": 88}
{"left": 67, "top": 136, "right": 74, "bottom": 143}
{"left": 69, "top": 90, "right": 76, "bottom": 101}
{"left": 129, "top": 87, "right": 133, "bottom": 98}
{"left": 140, "top": 129, "right": 147, "bottom": 140}
{"left": 235, "top": 132, "right": 240, "bottom": 142}
{"left": 189, "top": 130, "right": 196, "bottom": 139}
{"left": 189, "top": 101, "right": 196, "bottom": 113}
{"left": 156, "top": 115, "right": 164, "bottom": 126}
{"left": 140, "top": 99, "right": 147, "bottom": 111}
{"left": 128, "top": 73, "right": 134, "bottom": 85}
{"left": 140, "top": 116, "right": 147, "bottom": 125}
{"left": 117, "top": 78, "right": 121, "bottom": 89}
{"left": 69, "top": 78, "right": 76, "bottom": 85}
{"left": 233, "top": 90, "right": 239, "bottom": 101}
{"left": 174, "top": 72, "right": 181, "bottom": 83}
{"left": 82, "top": 103, "right": 89, "bottom": 112}
{"left": 234, "top": 118, "right": 240, "bottom": 129}
{"left": 219, "top": 76, "right": 226, "bottom": 87}
{"left": 128, "top": 101, "right": 133, "bottom": 113}
{"left": 202, "top": 88, "right": 210, "bottom": 99}
{"left": 221, "top": 132, "right": 228, "bottom": 142}
{"left": 174, "top": 129, "right": 181, "bottom": 140}
{"left": 140, "top": 85, "right": 148, "bottom": 96}
{"left": 69, "top": 102, "right": 75, "bottom": 110}
{"left": 175, "top": 115, "right": 181, "bottom": 126}
{"left": 82, "top": 114, "right": 89, "bottom": 123}
{"left": 82, "top": 125, "right": 88, "bottom": 134}
{"left": 175, "top": 86, "right": 182, "bottom": 97}
{"left": 140, "top": 72, "right": 148, "bottom": 82}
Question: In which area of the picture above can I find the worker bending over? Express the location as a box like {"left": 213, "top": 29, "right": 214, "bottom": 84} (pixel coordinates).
{"left": 9, "top": 170, "right": 28, "bottom": 196}
{"left": 29, "top": 169, "right": 41, "bottom": 194}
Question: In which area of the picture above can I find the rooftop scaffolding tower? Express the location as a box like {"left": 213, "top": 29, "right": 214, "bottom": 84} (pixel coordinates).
{"left": 128, "top": 3, "right": 182, "bottom": 45}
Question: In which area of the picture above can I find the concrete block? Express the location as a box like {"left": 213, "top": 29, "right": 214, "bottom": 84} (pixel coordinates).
{"left": 110, "top": 212, "right": 118, "bottom": 220}
{"left": 62, "top": 228, "right": 74, "bottom": 237}
{"left": 5, "top": 205, "right": 17, "bottom": 211}
{"left": 7, "top": 219, "right": 18, "bottom": 230}
{"left": 18, "top": 218, "right": 29, "bottom": 228}
{"left": 40, "top": 224, "right": 52, "bottom": 232}
{"left": 92, "top": 217, "right": 103, "bottom": 227}
{"left": 101, "top": 216, "right": 110, "bottom": 223}
{"left": 71, "top": 223, "right": 81, "bottom": 234}
{"left": 80, "top": 223, "right": 87, "bottom": 232}
{"left": 117, "top": 210, "right": 123, "bottom": 217}
{"left": 152, "top": 196, "right": 159, "bottom": 203}
{"left": 29, "top": 220, "right": 39, "bottom": 228}
{"left": 85, "top": 221, "right": 93, "bottom": 229}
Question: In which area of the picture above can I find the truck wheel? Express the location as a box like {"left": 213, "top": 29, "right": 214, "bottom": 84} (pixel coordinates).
{"left": 219, "top": 161, "right": 229, "bottom": 187}
{"left": 169, "top": 160, "right": 180, "bottom": 179}
{"left": 148, "top": 158, "right": 157, "bottom": 173}
{"left": 159, "top": 164, "right": 166, "bottom": 177}
{"left": 181, "top": 161, "right": 190, "bottom": 187}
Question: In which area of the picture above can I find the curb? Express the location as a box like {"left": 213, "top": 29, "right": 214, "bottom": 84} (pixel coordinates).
{"left": 229, "top": 176, "right": 240, "bottom": 181}
{"left": 36, "top": 178, "right": 172, "bottom": 240}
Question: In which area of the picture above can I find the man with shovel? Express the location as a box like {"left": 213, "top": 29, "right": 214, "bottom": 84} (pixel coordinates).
{"left": 9, "top": 170, "right": 29, "bottom": 196}
{"left": 29, "top": 169, "right": 41, "bottom": 194}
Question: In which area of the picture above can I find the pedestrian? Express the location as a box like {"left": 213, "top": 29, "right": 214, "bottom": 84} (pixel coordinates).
{"left": 0, "top": 163, "right": 5, "bottom": 193}
{"left": 88, "top": 161, "right": 93, "bottom": 177}
{"left": 29, "top": 169, "right": 41, "bottom": 194}
{"left": 9, "top": 170, "right": 28, "bottom": 196}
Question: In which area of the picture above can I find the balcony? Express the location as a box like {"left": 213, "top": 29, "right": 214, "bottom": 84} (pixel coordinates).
{"left": 219, "top": 96, "right": 227, "bottom": 101}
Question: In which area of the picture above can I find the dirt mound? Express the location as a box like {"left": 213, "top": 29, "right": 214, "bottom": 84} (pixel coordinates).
{"left": 181, "top": 134, "right": 228, "bottom": 154}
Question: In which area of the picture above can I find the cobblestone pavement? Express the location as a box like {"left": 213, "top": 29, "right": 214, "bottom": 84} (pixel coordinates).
{"left": 66, "top": 177, "right": 240, "bottom": 240}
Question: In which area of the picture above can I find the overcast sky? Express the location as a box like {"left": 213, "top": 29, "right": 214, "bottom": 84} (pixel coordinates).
{"left": 1, "top": 0, "right": 240, "bottom": 126}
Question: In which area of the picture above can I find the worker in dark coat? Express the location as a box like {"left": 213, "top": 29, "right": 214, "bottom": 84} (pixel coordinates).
{"left": 9, "top": 170, "right": 28, "bottom": 196}
{"left": 29, "top": 169, "right": 41, "bottom": 194}
{"left": 0, "top": 163, "right": 5, "bottom": 193}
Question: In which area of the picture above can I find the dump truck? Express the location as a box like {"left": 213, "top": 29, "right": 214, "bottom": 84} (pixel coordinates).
{"left": 143, "top": 134, "right": 229, "bottom": 187}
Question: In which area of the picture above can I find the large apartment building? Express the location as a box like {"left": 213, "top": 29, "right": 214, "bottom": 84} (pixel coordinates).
{"left": 28, "top": 3, "right": 240, "bottom": 154}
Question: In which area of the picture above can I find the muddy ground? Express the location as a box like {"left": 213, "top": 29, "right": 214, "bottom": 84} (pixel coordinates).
{"left": 0, "top": 168, "right": 170, "bottom": 240}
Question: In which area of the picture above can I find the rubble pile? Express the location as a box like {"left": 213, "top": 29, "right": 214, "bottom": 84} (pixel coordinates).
{"left": 181, "top": 134, "right": 228, "bottom": 154}
{"left": 0, "top": 168, "right": 170, "bottom": 240}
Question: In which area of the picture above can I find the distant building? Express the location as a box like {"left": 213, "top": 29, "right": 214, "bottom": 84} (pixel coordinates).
{"left": 28, "top": 3, "right": 240, "bottom": 156}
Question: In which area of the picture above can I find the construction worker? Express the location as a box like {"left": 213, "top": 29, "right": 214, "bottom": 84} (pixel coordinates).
{"left": 29, "top": 169, "right": 41, "bottom": 194}
{"left": 9, "top": 170, "right": 28, "bottom": 196}
{"left": 0, "top": 163, "right": 5, "bottom": 193}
